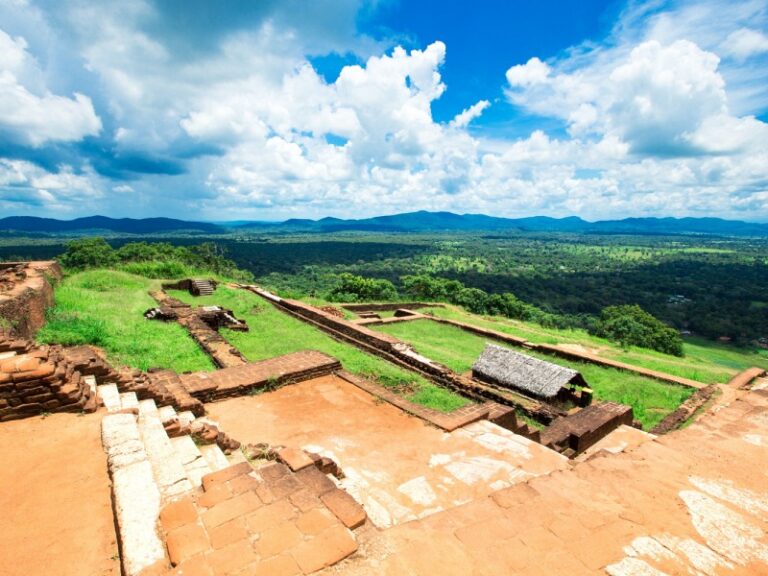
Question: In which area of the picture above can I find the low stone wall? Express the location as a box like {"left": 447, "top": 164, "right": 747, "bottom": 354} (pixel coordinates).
{"left": 0, "top": 342, "right": 97, "bottom": 421}
{"left": 181, "top": 350, "right": 342, "bottom": 402}
{"left": 540, "top": 402, "right": 634, "bottom": 456}
{"left": 0, "top": 261, "right": 62, "bottom": 338}
{"left": 336, "top": 370, "right": 494, "bottom": 432}
{"left": 650, "top": 384, "right": 719, "bottom": 435}
{"left": 726, "top": 366, "right": 767, "bottom": 389}
{"left": 342, "top": 302, "right": 444, "bottom": 313}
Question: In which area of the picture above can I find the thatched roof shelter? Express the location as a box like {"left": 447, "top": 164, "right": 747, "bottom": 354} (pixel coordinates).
{"left": 472, "top": 344, "right": 587, "bottom": 400}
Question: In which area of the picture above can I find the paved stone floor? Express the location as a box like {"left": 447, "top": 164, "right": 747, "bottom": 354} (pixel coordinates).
{"left": 324, "top": 388, "right": 768, "bottom": 575}
{"left": 0, "top": 412, "right": 119, "bottom": 576}
{"left": 207, "top": 375, "right": 568, "bottom": 528}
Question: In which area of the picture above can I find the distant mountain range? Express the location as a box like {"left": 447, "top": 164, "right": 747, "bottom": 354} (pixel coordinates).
{"left": 0, "top": 215, "right": 223, "bottom": 235}
{"left": 1, "top": 212, "right": 767, "bottom": 237}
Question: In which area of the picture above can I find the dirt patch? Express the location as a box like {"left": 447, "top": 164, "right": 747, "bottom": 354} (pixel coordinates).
{"left": 0, "top": 412, "right": 119, "bottom": 576}
{"left": 557, "top": 343, "right": 606, "bottom": 356}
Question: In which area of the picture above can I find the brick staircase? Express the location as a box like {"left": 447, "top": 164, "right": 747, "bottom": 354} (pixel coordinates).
{"left": 99, "top": 386, "right": 234, "bottom": 576}
{"left": 193, "top": 279, "right": 215, "bottom": 296}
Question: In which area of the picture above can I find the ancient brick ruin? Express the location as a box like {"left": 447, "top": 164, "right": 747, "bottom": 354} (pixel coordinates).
{"left": 0, "top": 336, "right": 98, "bottom": 421}
{"left": 0, "top": 261, "right": 61, "bottom": 337}
{"left": 3, "top": 263, "right": 768, "bottom": 576}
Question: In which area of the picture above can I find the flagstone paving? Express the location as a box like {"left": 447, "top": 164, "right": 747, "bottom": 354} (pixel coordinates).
{"left": 324, "top": 387, "right": 768, "bottom": 575}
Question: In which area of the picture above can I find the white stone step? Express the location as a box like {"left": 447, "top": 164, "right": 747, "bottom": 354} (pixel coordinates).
{"left": 120, "top": 392, "right": 139, "bottom": 411}
{"left": 137, "top": 403, "right": 193, "bottom": 501}
{"left": 138, "top": 399, "right": 158, "bottom": 417}
{"left": 97, "top": 384, "right": 121, "bottom": 413}
{"left": 177, "top": 410, "right": 196, "bottom": 427}
{"left": 171, "top": 435, "right": 212, "bottom": 488}
{"left": 101, "top": 413, "right": 164, "bottom": 576}
{"left": 83, "top": 375, "right": 97, "bottom": 397}
{"left": 112, "top": 459, "right": 164, "bottom": 576}
{"left": 158, "top": 405, "right": 177, "bottom": 425}
{"left": 200, "top": 444, "right": 230, "bottom": 471}
{"left": 0, "top": 351, "right": 17, "bottom": 360}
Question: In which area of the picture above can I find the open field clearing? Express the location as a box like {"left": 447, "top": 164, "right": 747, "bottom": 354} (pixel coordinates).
{"left": 422, "top": 305, "right": 768, "bottom": 383}
{"left": 376, "top": 318, "right": 695, "bottom": 430}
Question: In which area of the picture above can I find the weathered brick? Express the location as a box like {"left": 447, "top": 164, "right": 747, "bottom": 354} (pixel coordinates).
{"left": 201, "top": 462, "right": 252, "bottom": 491}
{"left": 201, "top": 490, "right": 261, "bottom": 530}
{"left": 166, "top": 523, "right": 210, "bottom": 566}
{"left": 290, "top": 525, "right": 358, "bottom": 573}
{"left": 320, "top": 489, "right": 366, "bottom": 529}
{"left": 160, "top": 496, "right": 198, "bottom": 532}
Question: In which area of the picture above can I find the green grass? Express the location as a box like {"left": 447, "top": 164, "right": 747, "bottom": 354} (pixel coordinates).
{"left": 376, "top": 318, "right": 694, "bottom": 430}
{"left": 422, "top": 306, "right": 768, "bottom": 384}
{"left": 37, "top": 270, "right": 214, "bottom": 372}
{"left": 167, "top": 287, "right": 469, "bottom": 412}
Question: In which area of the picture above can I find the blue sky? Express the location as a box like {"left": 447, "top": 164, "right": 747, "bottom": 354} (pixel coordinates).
{"left": 0, "top": 0, "right": 767, "bottom": 221}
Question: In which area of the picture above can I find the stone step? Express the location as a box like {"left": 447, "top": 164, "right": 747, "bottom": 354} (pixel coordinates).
{"left": 138, "top": 398, "right": 159, "bottom": 416}
{"left": 97, "top": 384, "right": 121, "bottom": 413}
{"left": 158, "top": 405, "right": 177, "bottom": 425}
{"left": 83, "top": 375, "right": 97, "bottom": 397}
{"left": 177, "top": 410, "right": 196, "bottom": 427}
{"left": 120, "top": 391, "right": 139, "bottom": 411}
{"left": 136, "top": 399, "right": 193, "bottom": 501}
{"left": 101, "top": 413, "right": 165, "bottom": 576}
{"left": 0, "top": 350, "right": 17, "bottom": 360}
{"left": 171, "top": 435, "right": 213, "bottom": 487}
{"left": 200, "top": 443, "right": 230, "bottom": 471}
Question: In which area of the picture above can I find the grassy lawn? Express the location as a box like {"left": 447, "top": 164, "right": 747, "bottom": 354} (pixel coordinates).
{"left": 168, "top": 286, "right": 469, "bottom": 412}
{"left": 422, "top": 306, "right": 768, "bottom": 384}
{"left": 376, "top": 318, "right": 694, "bottom": 430}
{"left": 37, "top": 270, "right": 214, "bottom": 372}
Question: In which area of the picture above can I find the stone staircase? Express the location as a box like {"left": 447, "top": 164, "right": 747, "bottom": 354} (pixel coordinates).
{"left": 98, "top": 384, "right": 233, "bottom": 576}
{"left": 192, "top": 279, "right": 215, "bottom": 296}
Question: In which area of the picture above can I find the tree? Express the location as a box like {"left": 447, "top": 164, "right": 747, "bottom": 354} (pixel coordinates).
{"left": 59, "top": 238, "right": 117, "bottom": 269}
{"left": 592, "top": 304, "right": 684, "bottom": 356}
{"left": 328, "top": 273, "right": 398, "bottom": 302}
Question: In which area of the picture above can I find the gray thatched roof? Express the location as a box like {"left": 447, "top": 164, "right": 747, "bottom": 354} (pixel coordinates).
{"left": 472, "top": 344, "right": 583, "bottom": 399}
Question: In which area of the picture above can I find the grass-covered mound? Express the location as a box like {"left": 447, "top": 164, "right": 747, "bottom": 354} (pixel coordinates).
{"left": 376, "top": 318, "right": 694, "bottom": 430}
{"left": 37, "top": 270, "right": 214, "bottom": 372}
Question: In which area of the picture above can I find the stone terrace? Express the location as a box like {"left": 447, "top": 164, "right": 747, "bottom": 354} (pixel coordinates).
{"left": 327, "top": 386, "right": 768, "bottom": 575}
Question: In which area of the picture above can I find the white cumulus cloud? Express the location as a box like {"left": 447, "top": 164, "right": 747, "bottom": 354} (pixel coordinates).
{"left": 0, "top": 28, "right": 101, "bottom": 146}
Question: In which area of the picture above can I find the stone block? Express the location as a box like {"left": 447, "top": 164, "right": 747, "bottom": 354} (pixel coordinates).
{"left": 291, "top": 525, "right": 358, "bottom": 574}
{"left": 278, "top": 447, "right": 314, "bottom": 472}
{"left": 160, "top": 496, "right": 198, "bottom": 532}
{"left": 166, "top": 523, "right": 210, "bottom": 566}
{"left": 320, "top": 489, "right": 367, "bottom": 529}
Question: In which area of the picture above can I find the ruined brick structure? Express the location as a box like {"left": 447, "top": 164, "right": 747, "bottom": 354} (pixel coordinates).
{"left": 0, "top": 337, "right": 97, "bottom": 421}
{"left": 0, "top": 261, "right": 61, "bottom": 338}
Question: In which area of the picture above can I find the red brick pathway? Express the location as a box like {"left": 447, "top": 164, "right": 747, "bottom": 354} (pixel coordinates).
{"left": 159, "top": 461, "right": 364, "bottom": 575}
